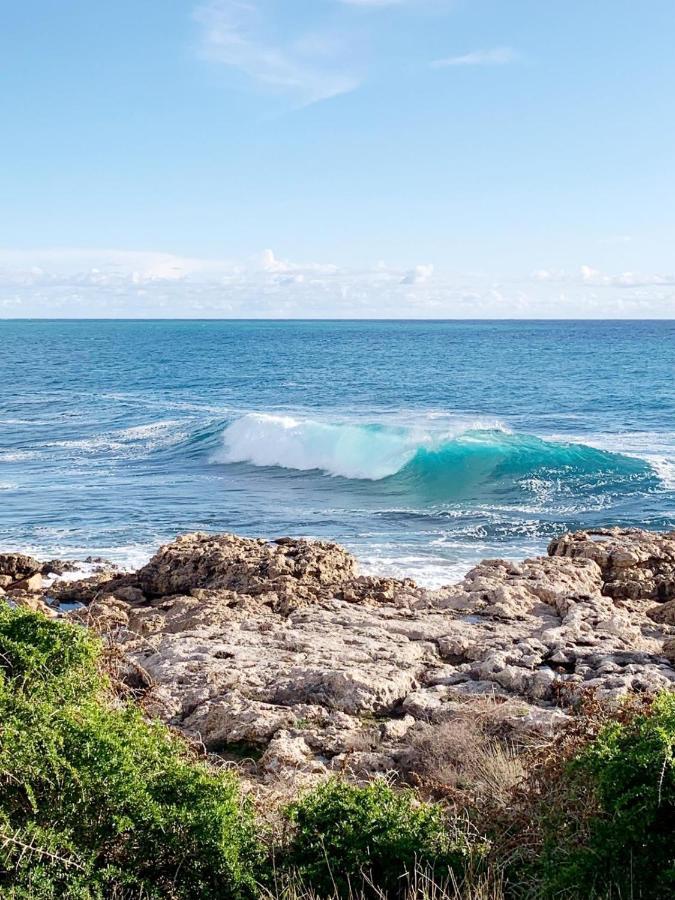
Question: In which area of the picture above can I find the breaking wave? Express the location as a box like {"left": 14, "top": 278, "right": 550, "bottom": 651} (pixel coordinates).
{"left": 213, "top": 413, "right": 656, "bottom": 495}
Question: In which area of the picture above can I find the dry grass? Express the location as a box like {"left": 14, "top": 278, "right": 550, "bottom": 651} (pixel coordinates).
{"left": 262, "top": 862, "right": 505, "bottom": 900}
{"left": 408, "top": 719, "right": 524, "bottom": 806}
{"left": 400, "top": 697, "right": 532, "bottom": 807}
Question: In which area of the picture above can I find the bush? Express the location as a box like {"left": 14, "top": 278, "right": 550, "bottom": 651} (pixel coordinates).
{"left": 283, "top": 778, "right": 477, "bottom": 898}
{"left": 0, "top": 600, "right": 100, "bottom": 690}
{"left": 536, "top": 691, "right": 675, "bottom": 899}
{"left": 0, "top": 605, "right": 265, "bottom": 899}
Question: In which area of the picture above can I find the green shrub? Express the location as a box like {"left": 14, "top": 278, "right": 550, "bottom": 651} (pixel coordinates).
{"left": 538, "top": 691, "right": 675, "bottom": 899}
{"left": 0, "top": 601, "right": 100, "bottom": 691}
{"left": 283, "top": 778, "right": 476, "bottom": 898}
{"left": 0, "top": 605, "right": 264, "bottom": 899}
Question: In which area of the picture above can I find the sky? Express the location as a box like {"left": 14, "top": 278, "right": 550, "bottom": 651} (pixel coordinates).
{"left": 1, "top": 0, "right": 675, "bottom": 318}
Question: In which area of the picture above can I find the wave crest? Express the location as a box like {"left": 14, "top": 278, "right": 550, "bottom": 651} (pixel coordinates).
{"left": 214, "top": 413, "right": 437, "bottom": 479}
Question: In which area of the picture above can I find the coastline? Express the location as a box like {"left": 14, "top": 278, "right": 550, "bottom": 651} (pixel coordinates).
{"left": 3, "top": 525, "right": 674, "bottom": 785}
{"left": 4, "top": 320, "right": 674, "bottom": 594}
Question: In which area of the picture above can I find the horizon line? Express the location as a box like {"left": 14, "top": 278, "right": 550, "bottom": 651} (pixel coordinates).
{"left": 1, "top": 317, "right": 675, "bottom": 324}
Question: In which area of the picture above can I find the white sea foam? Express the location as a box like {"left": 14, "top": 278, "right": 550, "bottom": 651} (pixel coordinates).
{"left": 358, "top": 552, "right": 473, "bottom": 588}
{"left": 20, "top": 542, "right": 154, "bottom": 575}
{"left": 0, "top": 449, "right": 40, "bottom": 462}
{"left": 649, "top": 457, "right": 675, "bottom": 490}
{"left": 116, "top": 420, "right": 183, "bottom": 440}
{"left": 0, "top": 418, "right": 54, "bottom": 425}
{"left": 47, "top": 419, "right": 191, "bottom": 458}
{"left": 0, "top": 418, "right": 193, "bottom": 465}
{"left": 101, "top": 392, "right": 231, "bottom": 415}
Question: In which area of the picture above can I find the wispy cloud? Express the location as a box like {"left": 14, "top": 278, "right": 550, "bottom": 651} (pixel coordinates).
{"left": 0, "top": 245, "right": 443, "bottom": 316}
{"left": 194, "top": 1, "right": 360, "bottom": 105}
{"left": 3, "top": 247, "right": 674, "bottom": 319}
{"left": 532, "top": 265, "right": 675, "bottom": 288}
{"left": 0, "top": 247, "right": 232, "bottom": 285}
{"left": 431, "top": 47, "right": 519, "bottom": 68}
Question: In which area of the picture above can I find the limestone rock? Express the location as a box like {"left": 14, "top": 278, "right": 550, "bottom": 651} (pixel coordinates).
{"left": 58, "top": 529, "right": 674, "bottom": 778}
{"left": 663, "top": 639, "right": 675, "bottom": 665}
{"left": 4, "top": 527, "right": 675, "bottom": 782}
{"left": 550, "top": 528, "right": 675, "bottom": 602}
{"left": 131, "top": 532, "right": 357, "bottom": 610}
{"left": 6, "top": 591, "right": 57, "bottom": 617}
{"left": 47, "top": 570, "right": 126, "bottom": 605}
{"left": 41, "top": 559, "right": 79, "bottom": 577}
{"left": 70, "top": 596, "right": 130, "bottom": 630}
{"left": 261, "top": 732, "right": 324, "bottom": 775}
{"left": 648, "top": 600, "right": 675, "bottom": 625}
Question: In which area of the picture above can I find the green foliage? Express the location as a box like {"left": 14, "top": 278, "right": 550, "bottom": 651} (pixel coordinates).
{"left": 0, "top": 606, "right": 264, "bottom": 899}
{"left": 283, "top": 778, "right": 475, "bottom": 898}
{"left": 0, "top": 602, "right": 100, "bottom": 691}
{"left": 538, "top": 691, "right": 675, "bottom": 899}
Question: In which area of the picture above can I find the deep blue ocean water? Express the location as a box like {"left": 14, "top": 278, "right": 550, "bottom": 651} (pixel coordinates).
{"left": 1, "top": 320, "right": 673, "bottom": 585}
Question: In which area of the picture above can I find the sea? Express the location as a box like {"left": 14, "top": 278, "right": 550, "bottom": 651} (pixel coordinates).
{"left": 1, "top": 319, "right": 673, "bottom": 586}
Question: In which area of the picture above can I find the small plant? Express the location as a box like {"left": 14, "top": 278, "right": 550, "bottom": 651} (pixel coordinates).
{"left": 283, "top": 778, "right": 478, "bottom": 898}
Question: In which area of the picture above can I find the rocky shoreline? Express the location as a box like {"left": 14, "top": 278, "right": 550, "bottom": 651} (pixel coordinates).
{"left": 2, "top": 528, "right": 675, "bottom": 783}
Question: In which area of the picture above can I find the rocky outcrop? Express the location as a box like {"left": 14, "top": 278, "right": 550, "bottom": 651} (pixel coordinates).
{"left": 0, "top": 552, "right": 42, "bottom": 581}
{"left": 134, "top": 533, "right": 356, "bottom": 609}
{"left": 130, "top": 532, "right": 414, "bottom": 613}
{"left": 0, "top": 553, "right": 119, "bottom": 615}
{"left": 3, "top": 528, "right": 675, "bottom": 782}
{"left": 0, "top": 553, "right": 49, "bottom": 611}
{"left": 549, "top": 528, "right": 675, "bottom": 602}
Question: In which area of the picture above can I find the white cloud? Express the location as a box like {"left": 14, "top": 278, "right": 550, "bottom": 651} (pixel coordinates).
{"left": 585, "top": 267, "right": 675, "bottom": 288}
{"left": 194, "top": 1, "right": 360, "bottom": 105}
{"left": 401, "top": 263, "right": 434, "bottom": 284}
{"left": 2, "top": 247, "right": 674, "bottom": 319}
{"left": 0, "top": 247, "right": 234, "bottom": 286}
{"left": 260, "top": 248, "right": 289, "bottom": 273}
{"left": 531, "top": 268, "right": 559, "bottom": 282}
{"left": 431, "top": 47, "right": 518, "bottom": 68}
{"left": 533, "top": 264, "right": 675, "bottom": 289}
{"left": 259, "top": 248, "right": 339, "bottom": 276}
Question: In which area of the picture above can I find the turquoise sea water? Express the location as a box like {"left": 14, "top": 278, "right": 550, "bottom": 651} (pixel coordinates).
{"left": 0, "top": 320, "right": 673, "bottom": 585}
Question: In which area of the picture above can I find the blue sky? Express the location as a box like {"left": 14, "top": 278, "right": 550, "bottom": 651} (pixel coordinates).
{"left": 1, "top": 0, "right": 674, "bottom": 317}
